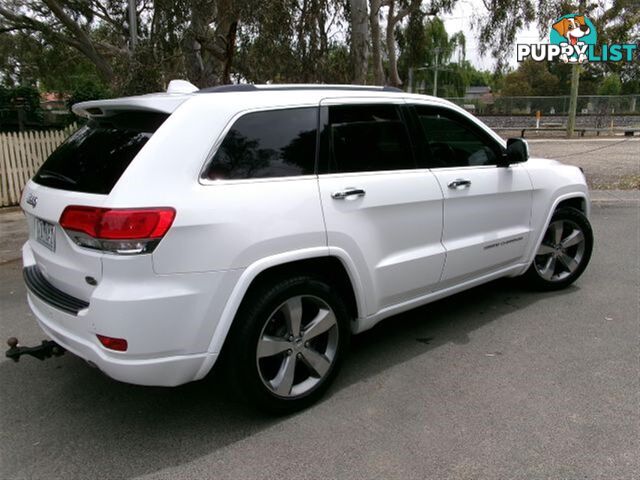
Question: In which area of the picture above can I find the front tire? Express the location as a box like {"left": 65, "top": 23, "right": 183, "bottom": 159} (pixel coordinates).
{"left": 523, "top": 207, "right": 593, "bottom": 290}
{"left": 224, "top": 276, "right": 351, "bottom": 413}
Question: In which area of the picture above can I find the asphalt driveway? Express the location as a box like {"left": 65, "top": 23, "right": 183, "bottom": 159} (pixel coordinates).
{"left": 0, "top": 203, "right": 638, "bottom": 480}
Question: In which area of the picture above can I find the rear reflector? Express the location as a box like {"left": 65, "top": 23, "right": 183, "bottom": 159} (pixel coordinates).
{"left": 60, "top": 206, "right": 176, "bottom": 255}
{"left": 60, "top": 206, "right": 175, "bottom": 239}
{"left": 96, "top": 334, "right": 128, "bottom": 351}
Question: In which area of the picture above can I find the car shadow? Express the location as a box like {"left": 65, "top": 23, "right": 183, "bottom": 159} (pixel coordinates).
{"left": 0, "top": 278, "right": 577, "bottom": 480}
{"left": 334, "top": 278, "right": 577, "bottom": 393}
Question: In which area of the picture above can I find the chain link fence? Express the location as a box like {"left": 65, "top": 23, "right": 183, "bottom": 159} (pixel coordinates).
{"left": 444, "top": 95, "right": 639, "bottom": 116}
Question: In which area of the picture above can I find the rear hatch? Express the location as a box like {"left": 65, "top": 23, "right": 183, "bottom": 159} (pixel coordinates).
{"left": 21, "top": 110, "right": 170, "bottom": 303}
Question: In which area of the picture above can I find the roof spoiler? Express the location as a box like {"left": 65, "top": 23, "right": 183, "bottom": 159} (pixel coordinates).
{"left": 72, "top": 96, "right": 191, "bottom": 118}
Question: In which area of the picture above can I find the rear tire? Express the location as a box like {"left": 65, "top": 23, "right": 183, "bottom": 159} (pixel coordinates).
{"left": 523, "top": 207, "right": 593, "bottom": 290}
{"left": 223, "top": 275, "right": 351, "bottom": 414}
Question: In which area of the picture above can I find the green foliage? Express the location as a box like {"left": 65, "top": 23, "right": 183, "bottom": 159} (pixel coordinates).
{"left": 234, "top": 0, "right": 350, "bottom": 83}
{"left": 0, "top": 28, "right": 111, "bottom": 94}
{"left": 489, "top": 70, "right": 505, "bottom": 93}
{"left": 463, "top": 62, "right": 492, "bottom": 87}
{"left": 322, "top": 45, "right": 352, "bottom": 84}
{"left": 0, "top": 85, "right": 43, "bottom": 130}
{"left": 111, "top": 42, "right": 164, "bottom": 95}
{"left": 478, "top": 0, "right": 639, "bottom": 71}
{"left": 621, "top": 80, "right": 639, "bottom": 95}
{"left": 397, "top": 15, "right": 470, "bottom": 96}
{"left": 2, "top": 0, "right": 635, "bottom": 101}
{"left": 423, "top": 17, "right": 462, "bottom": 66}
{"left": 396, "top": 8, "right": 427, "bottom": 85}
{"left": 38, "top": 47, "right": 107, "bottom": 94}
{"left": 67, "top": 82, "right": 112, "bottom": 110}
{"left": 598, "top": 74, "right": 622, "bottom": 95}
{"left": 0, "top": 32, "right": 43, "bottom": 87}
{"left": 501, "top": 60, "right": 560, "bottom": 96}
{"left": 439, "top": 63, "right": 467, "bottom": 96}
{"left": 0, "top": 86, "right": 41, "bottom": 113}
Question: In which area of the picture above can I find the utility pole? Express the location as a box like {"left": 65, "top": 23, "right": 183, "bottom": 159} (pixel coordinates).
{"left": 566, "top": 0, "right": 586, "bottom": 137}
{"left": 410, "top": 49, "right": 449, "bottom": 96}
{"left": 566, "top": 64, "right": 580, "bottom": 137}
{"left": 128, "top": 0, "right": 137, "bottom": 50}
{"left": 432, "top": 48, "right": 440, "bottom": 96}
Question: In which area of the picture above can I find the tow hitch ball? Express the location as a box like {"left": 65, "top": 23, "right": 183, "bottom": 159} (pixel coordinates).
{"left": 5, "top": 337, "right": 65, "bottom": 362}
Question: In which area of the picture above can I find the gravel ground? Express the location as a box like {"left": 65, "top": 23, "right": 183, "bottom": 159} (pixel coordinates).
{"left": 526, "top": 138, "right": 640, "bottom": 190}
{"left": 480, "top": 114, "right": 640, "bottom": 130}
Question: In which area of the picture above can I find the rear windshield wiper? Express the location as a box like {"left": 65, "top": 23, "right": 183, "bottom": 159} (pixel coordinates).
{"left": 36, "top": 170, "right": 77, "bottom": 185}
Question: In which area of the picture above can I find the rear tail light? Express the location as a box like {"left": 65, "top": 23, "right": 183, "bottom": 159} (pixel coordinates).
{"left": 60, "top": 206, "right": 175, "bottom": 255}
{"left": 96, "top": 334, "right": 128, "bottom": 351}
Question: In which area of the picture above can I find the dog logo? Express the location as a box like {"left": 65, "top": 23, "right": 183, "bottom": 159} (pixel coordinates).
{"left": 517, "top": 15, "right": 636, "bottom": 64}
{"left": 26, "top": 193, "right": 38, "bottom": 208}
{"left": 550, "top": 14, "right": 597, "bottom": 63}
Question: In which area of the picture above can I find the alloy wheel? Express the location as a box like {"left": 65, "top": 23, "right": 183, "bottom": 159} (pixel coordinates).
{"left": 534, "top": 219, "right": 586, "bottom": 282}
{"left": 256, "top": 295, "right": 339, "bottom": 398}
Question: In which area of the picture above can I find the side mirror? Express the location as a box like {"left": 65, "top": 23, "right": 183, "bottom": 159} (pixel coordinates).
{"left": 501, "top": 138, "right": 529, "bottom": 166}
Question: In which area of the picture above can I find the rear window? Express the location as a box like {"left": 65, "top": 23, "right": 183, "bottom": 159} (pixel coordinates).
{"left": 33, "top": 111, "right": 168, "bottom": 194}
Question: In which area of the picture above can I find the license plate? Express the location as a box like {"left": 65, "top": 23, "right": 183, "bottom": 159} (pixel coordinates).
{"left": 35, "top": 218, "right": 56, "bottom": 252}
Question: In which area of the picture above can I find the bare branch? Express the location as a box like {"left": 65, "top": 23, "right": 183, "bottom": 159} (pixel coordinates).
{"left": 0, "top": 5, "right": 79, "bottom": 49}
{"left": 0, "top": 2, "right": 116, "bottom": 81}
{"left": 90, "top": 2, "right": 121, "bottom": 29}
{"left": 42, "top": 0, "right": 96, "bottom": 46}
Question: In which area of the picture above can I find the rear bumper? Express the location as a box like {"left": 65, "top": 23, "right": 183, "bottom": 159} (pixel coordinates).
{"left": 21, "top": 243, "right": 237, "bottom": 387}
{"left": 29, "top": 292, "right": 215, "bottom": 386}
{"left": 23, "top": 265, "right": 89, "bottom": 315}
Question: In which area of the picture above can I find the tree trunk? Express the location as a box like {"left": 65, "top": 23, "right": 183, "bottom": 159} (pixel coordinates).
{"left": 385, "top": 0, "right": 402, "bottom": 88}
{"left": 349, "top": 0, "right": 369, "bottom": 84}
{"left": 182, "top": 0, "right": 239, "bottom": 88}
{"left": 369, "top": 0, "right": 384, "bottom": 85}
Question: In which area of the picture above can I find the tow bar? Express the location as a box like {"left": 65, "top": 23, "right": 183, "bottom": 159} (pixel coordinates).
{"left": 5, "top": 337, "right": 65, "bottom": 362}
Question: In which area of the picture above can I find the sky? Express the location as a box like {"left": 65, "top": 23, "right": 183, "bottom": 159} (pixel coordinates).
{"left": 442, "top": 0, "right": 619, "bottom": 71}
{"left": 441, "top": 0, "right": 545, "bottom": 71}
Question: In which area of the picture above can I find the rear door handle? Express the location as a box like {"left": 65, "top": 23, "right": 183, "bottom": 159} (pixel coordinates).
{"left": 331, "top": 188, "right": 366, "bottom": 200}
{"left": 448, "top": 179, "right": 471, "bottom": 189}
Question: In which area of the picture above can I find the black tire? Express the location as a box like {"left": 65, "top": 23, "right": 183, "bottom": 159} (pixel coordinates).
{"left": 523, "top": 207, "right": 593, "bottom": 290}
{"left": 223, "top": 275, "right": 351, "bottom": 414}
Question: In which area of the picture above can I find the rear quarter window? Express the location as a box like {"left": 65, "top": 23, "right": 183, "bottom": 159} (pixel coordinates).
{"left": 33, "top": 111, "right": 168, "bottom": 194}
{"left": 204, "top": 107, "right": 318, "bottom": 180}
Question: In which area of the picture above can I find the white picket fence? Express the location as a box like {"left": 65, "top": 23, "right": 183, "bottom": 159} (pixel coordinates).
{"left": 0, "top": 124, "right": 77, "bottom": 207}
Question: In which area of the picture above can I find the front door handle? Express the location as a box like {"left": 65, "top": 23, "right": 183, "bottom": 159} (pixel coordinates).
{"left": 331, "top": 188, "right": 366, "bottom": 200}
{"left": 448, "top": 179, "right": 472, "bottom": 189}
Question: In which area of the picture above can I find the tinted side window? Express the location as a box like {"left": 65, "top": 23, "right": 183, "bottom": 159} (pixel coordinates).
{"left": 321, "top": 104, "right": 414, "bottom": 173}
{"left": 414, "top": 106, "right": 501, "bottom": 168}
{"left": 33, "top": 111, "right": 168, "bottom": 194}
{"left": 205, "top": 107, "right": 317, "bottom": 180}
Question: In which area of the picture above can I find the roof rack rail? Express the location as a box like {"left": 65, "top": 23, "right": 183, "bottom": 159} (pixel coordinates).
{"left": 198, "top": 84, "right": 258, "bottom": 93}
{"left": 197, "top": 84, "right": 404, "bottom": 93}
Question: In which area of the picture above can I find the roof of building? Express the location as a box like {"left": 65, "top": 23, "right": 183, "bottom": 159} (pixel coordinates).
{"left": 466, "top": 86, "right": 492, "bottom": 94}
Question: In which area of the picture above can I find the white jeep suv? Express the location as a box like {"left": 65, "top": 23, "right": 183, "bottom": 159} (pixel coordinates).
{"left": 18, "top": 82, "right": 593, "bottom": 411}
